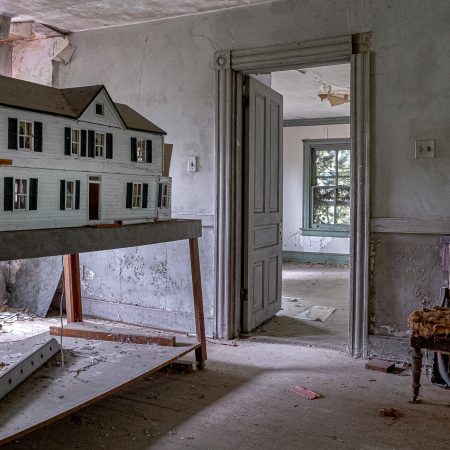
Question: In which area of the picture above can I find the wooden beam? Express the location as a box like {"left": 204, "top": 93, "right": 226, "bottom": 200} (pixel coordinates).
{"left": 189, "top": 238, "right": 207, "bottom": 367}
{"left": 63, "top": 254, "right": 82, "bottom": 323}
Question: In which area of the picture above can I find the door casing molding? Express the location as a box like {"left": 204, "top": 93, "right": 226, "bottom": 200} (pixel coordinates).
{"left": 214, "top": 35, "right": 371, "bottom": 357}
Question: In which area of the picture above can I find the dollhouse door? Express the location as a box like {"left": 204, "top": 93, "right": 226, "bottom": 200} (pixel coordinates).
{"left": 242, "top": 76, "right": 283, "bottom": 332}
{"left": 88, "top": 179, "right": 100, "bottom": 220}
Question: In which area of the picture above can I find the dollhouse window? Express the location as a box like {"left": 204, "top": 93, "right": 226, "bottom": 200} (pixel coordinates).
{"left": 71, "top": 130, "right": 80, "bottom": 155}
{"left": 95, "top": 132, "right": 105, "bottom": 157}
{"left": 18, "top": 121, "right": 33, "bottom": 151}
{"left": 14, "top": 179, "right": 28, "bottom": 210}
{"left": 65, "top": 181, "right": 75, "bottom": 210}
{"left": 136, "top": 139, "right": 146, "bottom": 162}
{"left": 158, "top": 182, "right": 169, "bottom": 208}
{"left": 95, "top": 103, "right": 104, "bottom": 116}
{"left": 132, "top": 183, "right": 143, "bottom": 208}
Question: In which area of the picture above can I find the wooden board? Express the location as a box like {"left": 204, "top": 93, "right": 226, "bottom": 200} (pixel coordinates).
{"left": 49, "top": 321, "right": 176, "bottom": 346}
{"left": 0, "top": 332, "right": 199, "bottom": 445}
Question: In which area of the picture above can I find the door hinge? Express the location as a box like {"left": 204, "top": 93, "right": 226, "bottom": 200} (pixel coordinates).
{"left": 240, "top": 288, "right": 248, "bottom": 303}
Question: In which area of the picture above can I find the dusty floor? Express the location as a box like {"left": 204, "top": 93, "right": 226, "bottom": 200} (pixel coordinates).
{"left": 253, "top": 262, "right": 349, "bottom": 351}
{"left": 1, "top": 337, "right": 449, "bottom": 450}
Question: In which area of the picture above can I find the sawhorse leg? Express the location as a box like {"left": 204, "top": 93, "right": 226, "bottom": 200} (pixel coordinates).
{"left": 63, "top": 254, "right": 83, "bottom": 323}
{"left": 412, "top": 347, "right": 422, "bottom": 402}
{"left": 189, "top": 238, "right": 207, "bottom": 369}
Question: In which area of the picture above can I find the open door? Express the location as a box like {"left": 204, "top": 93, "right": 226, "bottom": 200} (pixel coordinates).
{"left": 242, "top": 76, "right": 283, "bottom": 333}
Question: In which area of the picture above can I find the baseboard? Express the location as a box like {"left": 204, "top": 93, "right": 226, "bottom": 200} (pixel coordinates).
{"left": 282, "top": 251, "right": 349, "bottom": 265}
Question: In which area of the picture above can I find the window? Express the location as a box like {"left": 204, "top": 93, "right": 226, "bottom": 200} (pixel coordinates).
{"left": 302, "top": 139, "right": 351, "bottom": 236}
{"left": 95, "top": 132, "right": 105, "bottom": 157}
{"left": 159, "top": 183, "right": 169, "bottom": 208}
{"left": 14, "top": 178, "right": 28, "bottom": 210}
{"left": 132, "top": 183, "right": 143, "bottom": 208}
{"left": 65, "top": 180, "right": 75, "bottom": 210}
{"left": 71, "top": 129, "right": 80, "bottom": 155}
{"left": 18, "top": 121, "right": 33, "bottom": 150}
{"left": 95, "top": 103, "right": 104, "bottom": 116}
{"left": 136, "top": 139, "right": 146, "bottom": 162}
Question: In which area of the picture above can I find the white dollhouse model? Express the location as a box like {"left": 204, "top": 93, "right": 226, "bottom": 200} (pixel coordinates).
{"left": 0, "top": 75, "right": 171, "bottom": 231}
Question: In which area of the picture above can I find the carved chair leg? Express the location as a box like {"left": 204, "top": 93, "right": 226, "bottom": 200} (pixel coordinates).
{"left": 412, "top": 347, "right": 422, "bottom": 402}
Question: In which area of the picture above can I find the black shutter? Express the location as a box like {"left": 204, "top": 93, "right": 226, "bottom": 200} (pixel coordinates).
{"left": 34, "top": 122, "right": 43, "bottom": 152}
{"left": 130, "top": 138, "right": 137, "bottom": 162}
{"left": 60, "top": 180, "right": 66, "bottom": 210}
{"left": 158, "top": 183, "right": 162, "bottom": 207}
{"left": 106, "top": 133, "right": 113, "bottom": 159}
{"left": 142, "top": 183, "right": 148, "bottom": 208}
{"left": 146, "top": 140, "right": 153, "bottom": 163}
{"left": 88, "top": 130, "right": 95, "bottom": 157}
{"left": 4, "top": 177, "right": 13, "bottom": 211}
{"left": 75, "top": 180, "right": 80, "bottom": 210}
{"left": 29, "top": 178, "right": 38, "bottom": 210}
{"left": 8, "top": 118, "right": 17, "bottom": 150}
{"left": 64, "top": 127, "right": 71, "bottom": 155}
{"left": 81, "top": 130, "right": 87, "bottom": 157}
{"left": 126, "top": 183, "right": 133, "bottom": 208}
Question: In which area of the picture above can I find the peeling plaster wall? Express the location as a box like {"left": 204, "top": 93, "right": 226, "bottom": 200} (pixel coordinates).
{"left": 283, "top": 124, "right": 350, "bottom": 254}
{"left": 15, "top": 0, "right": 448, "bottom": 347}
{"left": 0, "top": 45, "right": 12, "bottom": 77}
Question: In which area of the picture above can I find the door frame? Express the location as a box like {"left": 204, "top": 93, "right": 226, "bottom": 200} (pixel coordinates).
{"left": 88, "top": 175, "right": 102, "bottom": 221}
{"left": 214, "top": 34, "right": 371, "bottom": 357}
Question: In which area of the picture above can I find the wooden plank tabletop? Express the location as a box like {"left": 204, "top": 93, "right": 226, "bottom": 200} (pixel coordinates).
{"left": 0, "top": 219, "right": 202, "bottom": 261}
{"left": 0, "top": 332, "right": 199, "bottom": 445}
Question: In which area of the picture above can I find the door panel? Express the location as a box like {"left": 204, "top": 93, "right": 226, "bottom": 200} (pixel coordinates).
{"left": 243, "top": 76, "right": 283, "bottom": 332}
{"left": 89, "top": 183, "right": 100, "bottom": 221}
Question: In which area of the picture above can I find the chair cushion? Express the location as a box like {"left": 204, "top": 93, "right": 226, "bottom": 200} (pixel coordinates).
{"left": 409, "top": 307, "right": 450, "bottom": 337}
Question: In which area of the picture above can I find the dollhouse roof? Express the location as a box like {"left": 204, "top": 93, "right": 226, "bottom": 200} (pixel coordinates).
{"left": 0, "top": 75, "right": 166, "bottom": 135}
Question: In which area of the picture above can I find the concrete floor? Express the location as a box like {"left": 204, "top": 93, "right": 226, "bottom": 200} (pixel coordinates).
{"left": 2, "top": 338, "right": 450, "bottom": 450}
{"left": 253, "top": 262, "right": 349, "bottom": 351}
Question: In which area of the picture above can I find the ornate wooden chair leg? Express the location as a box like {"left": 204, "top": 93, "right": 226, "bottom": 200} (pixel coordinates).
{"left": 412, "top": 347, "right": 422, "bottom": 402}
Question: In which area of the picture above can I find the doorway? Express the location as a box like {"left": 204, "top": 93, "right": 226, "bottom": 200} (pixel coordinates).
{"left": 88, "top": 177, "right": 101, "bottom": 221}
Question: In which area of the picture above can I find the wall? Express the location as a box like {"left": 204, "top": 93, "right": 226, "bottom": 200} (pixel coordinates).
{"left": 20, "top": 0, "right": 449, "bottom": 350}
{"left": 283, "top": 124, "right": 350, "bottom": 255}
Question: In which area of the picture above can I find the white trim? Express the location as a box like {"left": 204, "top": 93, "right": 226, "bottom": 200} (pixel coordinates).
{"left": 18, "top": 120, "right": 33, "bottom": 151}
{"left": 132, "top": 182, "right": 143, "bottom": 209}
{"left": 65, "top": 179, "right": 75, "bottom": 210}
{"left": 71, "top": 129, "right": 80, "bottom": 156}
{"left": 95, "top": 131, "right": 106, "bottom": 158}
{"left": 13, "top": 177, "right": 29, "bottom": 211}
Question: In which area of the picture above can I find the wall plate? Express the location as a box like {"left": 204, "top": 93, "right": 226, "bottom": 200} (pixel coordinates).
{"left": 415, "top": 140, "right": 435, "bottom": 158}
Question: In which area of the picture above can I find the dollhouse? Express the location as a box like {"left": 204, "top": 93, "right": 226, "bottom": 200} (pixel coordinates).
{"left": 0, "top": 75, "right": 171, "bottom": 231}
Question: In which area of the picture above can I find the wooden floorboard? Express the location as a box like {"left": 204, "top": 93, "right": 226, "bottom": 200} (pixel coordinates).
{"left": 0, "top": 333, "right": 199, "bottom": 445}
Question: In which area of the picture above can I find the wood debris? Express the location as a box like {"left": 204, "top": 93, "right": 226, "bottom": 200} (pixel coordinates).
{"left": 377, "top": 408, "right": 403, "bottom": 419}
{"left": 289, "top": 385, "right": 321, "bottom": 400}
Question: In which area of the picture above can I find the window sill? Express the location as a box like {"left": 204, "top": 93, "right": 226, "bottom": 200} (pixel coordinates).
{"left": 301, "top": 228, "right": 350, "bottom": 238}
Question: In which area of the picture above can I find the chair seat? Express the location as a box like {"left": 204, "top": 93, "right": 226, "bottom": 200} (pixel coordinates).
{"left": 409, "top": 307, "right": 450, "bottom": 337}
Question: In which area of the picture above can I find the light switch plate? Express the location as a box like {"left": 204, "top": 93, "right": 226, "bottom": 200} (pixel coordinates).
{"left": 188, "top": 156, "right": 197, "bottom": 172}
{"left": 415, "top": 139, "right": 435, "bottom": 158}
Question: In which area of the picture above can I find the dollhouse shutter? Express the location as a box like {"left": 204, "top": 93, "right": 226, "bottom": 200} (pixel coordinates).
{"left": 130, "top": 138, "right": 137, "bottom": 162}
{"left": 4, "top": 177, "right": 13, "bottom": 211}
{"left": 81, "top": 130, "right": 87, "bottom": 157}
{"left": 126, "top": 183, "right": 133, "bottom": 208}
{"left": 34, "top": 122, "right": 43, "bottom": 152}
{"left": 60, "top": 180, "right": 66, "bottom": 210}
{"left": 75, "top": 180, "right": 80, "bottom": 210}
{"left": 88, "top": 130, "right": 95, "bottom": 157}
{"left": 106, "top": 133, "right": 113, "bottom": 159}
{"left": 146, "top": 140, "right": 152, "bottom": 163}
{"left": 142, "top": 184, "right": 148, "bottom": 208}
{"left": 29, "top": 178, "right": 38, "bottom": 210}
{"left": 8, "top": 118, "right": 17, "bottom": 150}
{"left": 64, "top": 127, "right": 71, "bottom": 155}
{"left": 158, "top": 183, "right": 162, "bottom": 208}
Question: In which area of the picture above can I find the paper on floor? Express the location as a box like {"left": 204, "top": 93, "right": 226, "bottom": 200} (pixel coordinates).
{"left": 296, "top": 306, "right": 336, "bottom": 322}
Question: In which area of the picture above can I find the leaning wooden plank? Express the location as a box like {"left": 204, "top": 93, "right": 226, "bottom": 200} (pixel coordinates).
{"left": 0, "top": 333, "right": 200, "bottom": 445}
{"left": 0, "top": 336, "right": 60, "bottom": 400}
{"left": 49, "top": 321, "right": 176, "bottom": 346}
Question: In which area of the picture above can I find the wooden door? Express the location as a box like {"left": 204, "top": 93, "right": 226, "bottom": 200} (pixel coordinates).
{"left": 89, "top": 183, "right": 100, "bottom": 220}
{"left": 242, "top": 76, "right": 283, "bottom": 332}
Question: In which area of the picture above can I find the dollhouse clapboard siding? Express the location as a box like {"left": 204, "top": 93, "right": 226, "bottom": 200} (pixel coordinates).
{"left": 0, "top": 75, "right": 171, "bottom": 231}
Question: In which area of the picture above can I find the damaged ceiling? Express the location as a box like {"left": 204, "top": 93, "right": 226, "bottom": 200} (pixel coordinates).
{"left": 0, "top": 0, "right": 275, "bottom": 32}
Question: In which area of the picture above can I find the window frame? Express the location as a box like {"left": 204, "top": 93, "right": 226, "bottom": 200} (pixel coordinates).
{"left": 136, "top": 138, "right": 146, "bottom": 162}
{"left": 18, "top": 120, "right": 33, "bottom": 151}
{"left": 160, "top": 183, "right": 169, "bottom": 208}
{"left": 95, "top": 103, "right": 104, "bottom": 116}
{"left": 65, "top": 180, "right": 75, "bottom": 210}
{"left": 71, "top": 129, "right": 80, "bottom": 156}
{"left": 302, "top": 138, "right": 351, "bottom": 237}
{"left": 95, "top": 132, "right": 106, "bottom": 158}
{"left": 13, "top": 178, "right": 28, "bottom": 211}
{"left": 132, "top": 182, "right": 143, "bottom": 209}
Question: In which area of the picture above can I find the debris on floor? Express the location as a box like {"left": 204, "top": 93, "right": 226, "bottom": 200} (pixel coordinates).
{"left": 283, "top": 296, "right": 301, "bottom": 304}
{"left": 296, "top": 306, "right": 336, "bottom": 322}
{"left": 0, "top": 362, "right": 9, "bottom": 371}
{"left": 289, "top": 385, "right": 321, "bottom": 400}
{"left": 365, "top": 359, "right": 395, "bottom": 373}
{"left": 377, "top": 408, "right": 404, "bottom": 420}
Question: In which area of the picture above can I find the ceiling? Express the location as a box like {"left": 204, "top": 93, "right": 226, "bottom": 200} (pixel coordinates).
{"left": 271, "top": 64, "right": 351, "bottom": 120}
{"left": 0, "top": 0, "right": 273, "bottom": 32}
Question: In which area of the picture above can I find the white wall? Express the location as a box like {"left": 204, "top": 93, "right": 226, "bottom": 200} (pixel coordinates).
{"left": 283, "top": 124, "right": 350, "bottom": 254}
